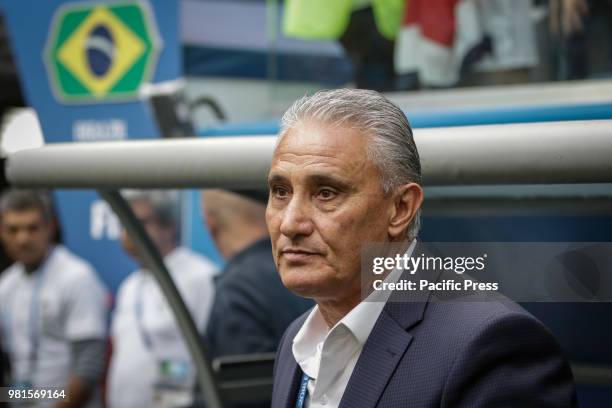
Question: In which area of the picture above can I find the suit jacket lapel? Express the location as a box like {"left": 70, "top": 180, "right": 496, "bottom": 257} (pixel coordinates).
{"left": 272, "top": 348, "right": 302, "bottom": 408}
{"left": 272, "top": 310, "right": 311, "bottom": 408}
{"left": 339, "top": 264, "right": 436, "bottom": 408}
{"left": 339, "top": 307, "right": 413, "bottom": 408}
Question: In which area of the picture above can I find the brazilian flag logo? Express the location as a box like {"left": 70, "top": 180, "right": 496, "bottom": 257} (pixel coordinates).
{"left": 44, "top": 1, "right": 162, "bottom": 103}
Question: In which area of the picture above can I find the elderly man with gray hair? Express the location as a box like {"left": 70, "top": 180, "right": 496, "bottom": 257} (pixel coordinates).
{"left": 268, "top": 89, "right": 576, "bottom": 407}
{"left": 107, "top": 190, "right": 217, "bottom": 408}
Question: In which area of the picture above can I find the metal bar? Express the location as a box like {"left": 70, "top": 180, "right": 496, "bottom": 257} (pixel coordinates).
{"left": 99, "top": 190, "right": 224, "bottom": 408}
{"left": 5, "top": 136, "right": 273, "bottom": 189}
{"left": 4, "top": 120, "right": 612, "bottom": 188}
{"left": 416, "top": 120, "right": 612, "bottom": 185}
{"left": 571, "top": 363, "right": 612, "bottom": 387}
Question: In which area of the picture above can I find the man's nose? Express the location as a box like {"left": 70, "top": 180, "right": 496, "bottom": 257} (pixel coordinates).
{"left": 15, "top": 229, "right": 31, "bottom": 245}
{"left": 279, "top": 195, "right": 314, "bottom": 239}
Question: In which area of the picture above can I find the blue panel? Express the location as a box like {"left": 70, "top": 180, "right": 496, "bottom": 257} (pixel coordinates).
{"left": 406, "top": 102, "right": 612, "bottom": 128}
{"left": 0, "top": 0, "right": 181, "bottom": 143}
{"left": 198, "top": 102, "right": 612, "bottom": 136}
{"left": 53, "top": 190, "right": 137, "bottom": 295}
{"left": 199, "top": 120, "right": 280, "bottom": 136}
{"left": 184, "top": 46, "right": 352, "bottom": 85}
{"left": 1, "top": 0, "right": 182, "bottom": 296}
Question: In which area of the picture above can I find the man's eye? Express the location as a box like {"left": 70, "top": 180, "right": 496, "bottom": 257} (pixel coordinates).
{"left": 316, "top": 188, "right": 337, "bottom": 200}
{"left": 272, "top": 186, "right": 290, "bottom": 199}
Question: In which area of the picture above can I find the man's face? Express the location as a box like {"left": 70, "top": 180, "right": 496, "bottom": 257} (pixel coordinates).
{"left": 1, "top": 208, "right": 53, "bottom": 269}
{"left": 120, "top": 199, "right": 175, "bottom": 261}
{"left": 266, "top": 122, "right": 395, "bottom": 303}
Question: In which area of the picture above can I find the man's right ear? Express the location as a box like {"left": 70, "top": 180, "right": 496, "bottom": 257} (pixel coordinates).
{"left": 387, "top": 182, "right": 423, "bottom": 240}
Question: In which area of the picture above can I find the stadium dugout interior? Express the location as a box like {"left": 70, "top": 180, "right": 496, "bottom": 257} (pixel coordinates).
{"left": 2, "top": 81, "right": 612, "bottom": 406}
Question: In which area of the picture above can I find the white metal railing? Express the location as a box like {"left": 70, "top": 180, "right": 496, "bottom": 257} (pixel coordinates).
{"left": 5, "top": 120, "right": 612, "bottom": 189}
{"left": 4, "top": 118, "right": 612, "bottom": 406}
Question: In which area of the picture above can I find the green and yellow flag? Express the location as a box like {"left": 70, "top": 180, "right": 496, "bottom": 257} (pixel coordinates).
{"left": 44, "top": 2, "right": 161, "bottom": 103}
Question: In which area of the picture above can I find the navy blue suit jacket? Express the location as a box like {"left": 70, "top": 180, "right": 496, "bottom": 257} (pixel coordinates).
{"left": 271, "top": 277, "right": 577, "bottom": 407}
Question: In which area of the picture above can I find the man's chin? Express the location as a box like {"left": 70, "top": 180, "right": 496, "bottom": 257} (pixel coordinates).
{"left": 286, "top": 286, "right": 320, "bottom": 300}
{"left": 20, "top": 256, "right": 46, "bottom": 270}
{"left": 280, "top": 275, "right": 332, "bottom": 299}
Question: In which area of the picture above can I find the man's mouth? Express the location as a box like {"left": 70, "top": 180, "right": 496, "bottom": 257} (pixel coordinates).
{"left": 16, "top": 246, "right": 33, "bottom": 254}
{"left": 280, "top": 248, "right": 320, "bottom": 262}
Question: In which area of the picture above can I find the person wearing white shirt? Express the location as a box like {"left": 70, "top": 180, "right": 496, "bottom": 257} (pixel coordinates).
{"left": 0, "top": 190, "right": 107, "bottom": 408}
{"left": 107, "top": 190, "right": 217, "bottom": 408}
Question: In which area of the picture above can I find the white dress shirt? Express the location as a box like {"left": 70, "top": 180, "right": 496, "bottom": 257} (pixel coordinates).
{"left": 292, "top": 241, "right": 416, "bottom": 408}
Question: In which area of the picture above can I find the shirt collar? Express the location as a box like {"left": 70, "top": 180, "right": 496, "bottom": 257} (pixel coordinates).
{"left": 342, "top": 239, "right": 417, "bottom": 345}
{"left": 18, "top": 245, "right": 58, "bottom": 278}
{"left": 292, "top": 304, "right": 328, "bottom": 379}
{"left": 292, "top": 240, "right": 417, "bottom": 374}
{"left": 164, "top": 246, "right": 182, "bottom": 265}
{"left": 138, "top": 245, "right": 181, "bottom": 277}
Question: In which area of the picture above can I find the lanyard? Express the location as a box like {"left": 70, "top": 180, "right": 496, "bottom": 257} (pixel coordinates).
{"left": 27, "top": 264, "right": 47, "bottom": 377}
{"left": 0, "top": 249, "right": 53, "bottom": 381}
{"left": 134, "top": 273, "right": 154, "bottom": 352}
{"left": 295, "top": 372, "right": 310, "bottom": 408}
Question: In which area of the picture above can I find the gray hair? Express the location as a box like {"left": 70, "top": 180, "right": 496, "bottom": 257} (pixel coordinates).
{"left": 0, "top": 189, "right": 54, "bottom": 222}
{"left": 120, "top": 189, "right": 180, "bottom": 228}
{"left": 279, "top": 88, "right": 422, "bottom": 239}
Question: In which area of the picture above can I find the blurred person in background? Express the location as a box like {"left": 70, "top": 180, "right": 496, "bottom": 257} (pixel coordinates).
{"left": 107, "top": 190, "right": 217, "bottom": 408}
{"left": 549, "top": 0, "right": 612, "bottom": 80}
{"left": 201, "top": 190, "right": 312, "bottom": 359}
{"left": 283, "top": 0, "right": 404, "bottom": 91}
{"left": 395, "top": 0, "right": 539, "bottom": 88}
{"left": 284, "top": 0, "right": 541, "bottom": 90}
{"left": 0, "top": 190, "right": 107, "bottom": 407}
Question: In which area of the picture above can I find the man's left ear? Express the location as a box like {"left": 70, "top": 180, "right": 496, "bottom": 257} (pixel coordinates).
{"left": 388, "top": 183, "right": 424, "bottom": 240}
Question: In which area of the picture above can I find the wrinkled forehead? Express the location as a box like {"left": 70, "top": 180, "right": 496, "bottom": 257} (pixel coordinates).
{"left": 269, "top": 122, "right": 383, "bottom": 190}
